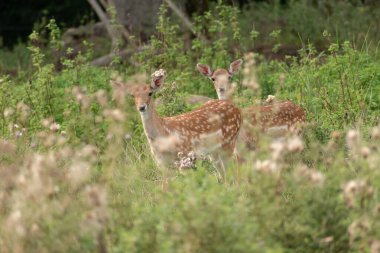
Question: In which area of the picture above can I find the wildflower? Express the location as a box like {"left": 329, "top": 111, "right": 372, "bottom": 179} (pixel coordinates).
{"left": 3, "top": 107, "right": 14, "bottom": 117}
{"left": 17, "top": 174, "right": 26, "bottom": 185}
{"left": 58, "top": 146, "right": 73, "bottom": 158}
{"left": 371, "top": 126, "right": 380, "bottom": 140}
{"left": 43, "top": 133, "right": 57, "bottom": 147}
{"left": 72, "top": 86, "right": 91, "bottom": 109}
{"left": 371, "top": 240, "right": 380, "bottom": 253}
{"left": 243, "top": 52, "right": 256, "bottom": 65}
{"left": 49, "top": 122, "right": 61, "bottom": 131}
{"left": 343, "top": 179, "right": 374, "bottom": 207}
{"left": 77, "top": 145, "right": 98, "bottom": 163}
{"left": 346, "top": 129, "right": 360, "bottom": 149}
{"left": 175, "top": 151, "right": 197, "bottom": 169}
{"left": 287, "top": 136, "right": 304, "bottom": 153}
{"left": 30, "top": 141, "right": 37, "bottom": 149}
{"left": 295, "top": 165, "right": 325, "bottom": 187}
{"left": 124, "top": 133, "right": 132, "bottom": 141}
{"left": 348, "top": 217, "right": 370, "bottom": 245}
{"left": 320, "top": 236, "right": 334, "bottom": 244}
{"left": 254, "top": 159, "right": 279, "bottom": 173}
{"left": 309, "top": 171, "right": 325, "bottom": 186}
{"left": 270, "top": 140, "right": 285, "bottom": 160}
{"left": 266, "top": 95, "right": 276, "bottom": 103}
{"left": 15, "top": 130, "right": 23, "bottom": 138}
{"left": 103, "top": 109, "right": 125, "bottom": 122}
{"left": 42, "top": 117, "right": 53, "bottom": 128}
{"left": 84, "top": 186, "right": 108, "bottom": 235}
{"left": 152, "top": 69, "right": 166, "bottom": 78}
{"left": 68, "top": 161, "right": 90, "bottom": 185}
{"left": 95, "top": 89, "right": 108, "bottom": 106}
{"left": 360, "top": 146, "right": 371, "bottom": 159}
{"left": 6, "top": 209, "right": 25, "bottom": 236}
{"left": 56, "top": 136, "right": 66, "bottom": 146}
{"left": 30, "top": 223, "right": 40, "bottom": 235}
{"left": 327, "top": 131, "right": 341, "bottom": 150}
{"left": 242, "top": 53, "right": 260, "bottom": 90}
{"left": 16, "top": 102, "right": 30, "bottom": 122}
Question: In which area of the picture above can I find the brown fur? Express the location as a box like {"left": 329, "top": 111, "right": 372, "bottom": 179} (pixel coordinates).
{"left": 129, "top": 83, "right": 242, "bottom": 167}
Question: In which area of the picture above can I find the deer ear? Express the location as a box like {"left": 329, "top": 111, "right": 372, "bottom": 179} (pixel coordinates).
{"left": 151, "top": 69, "right": 166, "bottom": 90}
{"left": 196, "top": 63, "right": 212, "bottom": 77}
{"left": 228, "top": 59, "right": 243, "bottom": 75}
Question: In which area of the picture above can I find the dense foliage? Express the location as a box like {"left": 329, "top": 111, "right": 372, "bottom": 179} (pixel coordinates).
{"left": 1, "top": 1, "right": 380, "bottom": 253}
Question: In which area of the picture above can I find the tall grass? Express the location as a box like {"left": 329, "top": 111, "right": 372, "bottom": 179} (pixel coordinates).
{"left": 0, "top": 2, "right": 380, "bottom": 252}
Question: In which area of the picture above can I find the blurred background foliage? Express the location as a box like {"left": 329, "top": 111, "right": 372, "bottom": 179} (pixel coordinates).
{"left": 1, "top": 0, "right": 380, "bottom": 48}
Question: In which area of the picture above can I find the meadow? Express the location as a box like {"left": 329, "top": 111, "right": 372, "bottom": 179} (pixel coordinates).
{"left": 1, "top": 1, "right": 380, "bottom": 252}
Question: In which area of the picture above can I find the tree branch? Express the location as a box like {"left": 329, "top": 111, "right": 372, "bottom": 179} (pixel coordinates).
{"left": 91, "top": 47, "right": 145, "bottom": 67}
{"left": 164, "top": 0, "right": 207, "bottom": 42}
{"left": 87, "top": 0, "right": 119, "bottom": 48}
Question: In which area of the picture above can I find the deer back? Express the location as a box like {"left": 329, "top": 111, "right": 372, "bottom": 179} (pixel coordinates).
{"left": 161, "top": 100, "right": 242, "bottom": 154}
{"left": 243, "top": 101, "right": 305, "bottom": 131}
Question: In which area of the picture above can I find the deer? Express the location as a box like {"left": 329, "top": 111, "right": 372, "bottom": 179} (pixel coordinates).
{"left": 196, "top": 59, "right": 306, "bottom": 148}
{"left": 115, "top": 69, "right": 242, "bottom": 179}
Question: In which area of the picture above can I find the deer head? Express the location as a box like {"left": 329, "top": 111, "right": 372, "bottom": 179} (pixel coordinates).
{"left": 196, "top": 59, "right": 243, "bottom": 100}
{"left": 120, "top": 69, "right": 166, "bottom": 114}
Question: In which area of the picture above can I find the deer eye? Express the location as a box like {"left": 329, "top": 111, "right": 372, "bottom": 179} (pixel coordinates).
{"left": 210, "top": 77, "right": 215, "bottom": 82}
{"left": 148, "top": 91, "right": 153, "bottom": 96}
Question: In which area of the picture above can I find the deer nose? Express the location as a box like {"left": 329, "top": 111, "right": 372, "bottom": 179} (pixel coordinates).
{"left": 139, "top": 105, "right": 147, "bottom": 112}
{"left": 218, "top": 88, "right": 225, "bottom": 92}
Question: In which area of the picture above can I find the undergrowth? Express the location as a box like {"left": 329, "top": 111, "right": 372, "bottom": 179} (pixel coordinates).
{"left": 0, "top": 2, "right": 380, "bottom": 253}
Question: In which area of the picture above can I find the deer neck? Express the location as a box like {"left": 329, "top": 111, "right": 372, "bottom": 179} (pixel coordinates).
{"left": 140, "top": 101, "right": 167, "bottom": 142}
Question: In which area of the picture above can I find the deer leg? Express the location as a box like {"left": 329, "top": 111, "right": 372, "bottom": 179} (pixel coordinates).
{"left": 207, "top": 154, "right": 226, "bottom": 183}
{"left": 218, "top": 153, "right": 227, "bottom": 181}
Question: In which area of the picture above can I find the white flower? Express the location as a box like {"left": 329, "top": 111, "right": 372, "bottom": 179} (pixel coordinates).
{"left": 3, "top": 108, "right": 14, "bottom": 117}
{"left": 371, "top": 126, "right": 380, "bottom": 140}
{"left": 152, "top": 69, "right": 166, "bottom": 78}
{"left": 68, "top": 161, "right": 90, "bottom": 185}
{"left": 360, "top": 146, "right": 371, "bottom": 159}
{"left": 343, "top": 179, "right": 373, "bottom": 207}
{"left": 175, "top": 151, "right": 197, "bottom": 169}
{"left": 346, "top": 129, "right": 360, "bottom": 149}
{"left": 6, "top": 209, "right": 25, "bottom": 236}
{"left": 103, "top": 109, "right": 125, "bottom": 122}
{"left": 49, "top": 122, "right": 61, "bottom": 131}
{"left": 287, "top": 136, "right": 304, "bottom": 152}
{"left": 295, "top": 165, "right": 325, "bottom": 187}
{"left": 270, "top": 140, "right": 285, "bottom": 160}
{"left": 266, "top": 95, "right": 276, "bottom": 103}
{"left": 254, "top": 159, "right": 279, "bottom": 173}
{"left": 15, "top": 131, "right": 23, "bottom": 138}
